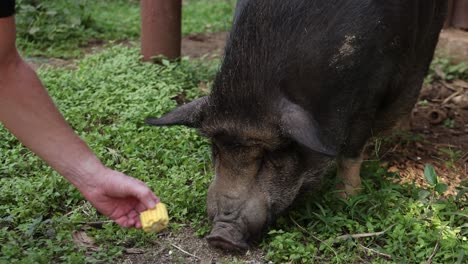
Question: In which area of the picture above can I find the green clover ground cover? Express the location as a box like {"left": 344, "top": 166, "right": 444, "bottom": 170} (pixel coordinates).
{"left": 263, "top": 163, "right": 467, "bottom": 263}
{"left": 16, "top": 0, "right": 236, "bottom": 58}
{"left": 0, "top": 46, "right": 217, "bottom": 262}
{"left": 1, "top": 46, "right": 466, "bottom": 263}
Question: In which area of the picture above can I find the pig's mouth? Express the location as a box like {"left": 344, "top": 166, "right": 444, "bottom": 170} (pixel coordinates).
{"left": 206, "top": 214, "right": 273, "bottom": 251}
{"left": 206, "top": 222, "right": 249, "bottom": 251}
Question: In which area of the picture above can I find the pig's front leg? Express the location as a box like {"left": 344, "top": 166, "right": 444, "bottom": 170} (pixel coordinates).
{"left": 336, "top": 155, "right": 363, "bottom": 198}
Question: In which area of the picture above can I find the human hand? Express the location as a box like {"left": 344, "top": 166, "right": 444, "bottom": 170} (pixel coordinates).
{"left": 78, "top": 168, "right": 159, "bottom": 228}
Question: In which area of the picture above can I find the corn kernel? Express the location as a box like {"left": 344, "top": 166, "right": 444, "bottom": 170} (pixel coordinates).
{"left": 140, "top": 203, "right": 169, "bottom": 233}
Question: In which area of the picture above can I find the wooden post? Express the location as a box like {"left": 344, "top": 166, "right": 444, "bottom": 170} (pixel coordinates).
{"left": 452, "top": 0, "right": 468, "bottom": 30}
{"left": 141, "top": 0, "right": 182, "bottom": 62}
{"left": 444, "top": 0, "right": 454, "bottom": 28}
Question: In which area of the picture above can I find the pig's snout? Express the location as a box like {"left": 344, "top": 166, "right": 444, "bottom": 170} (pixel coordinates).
{"left": 206, "top": 222, "right": 249, "bottom": 251}
{"left": 206, "top": 196, "right": 270, "bottom": 251}
{"left": 206, "top": 175, "right": 270, "bottom": 251}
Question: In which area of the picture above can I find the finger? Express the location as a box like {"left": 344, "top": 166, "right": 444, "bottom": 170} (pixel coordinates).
{"left": 136, "top": 202, "right": 147, "bottom": 213}
{"left": 131, "top": 184, "right": 159, "bottom": 210}
{"left": 135, "top": 221, "right": 142, "bottom": 229}
{"left": 113, "top": 172, "right": 160, "bottom": 209}
{"left": 126, "top": 218, "right": 135, "bottom": 227}
{"left": 110, "top": 173, "right": 159, "bottom": 210}
{"left": 115, "top": 216, "right": 130, "bottom": 228}
{"left": 127, "top": 209, "right": 139, "bottom": 220}
{"left": 115, "top": 214, "right": 138, "bottom": 228}
{"left": 131, "top": 214, "right": 142, "bottom": 229}
{"left": 152, "top": 193, "right": 160, "bottom": 203}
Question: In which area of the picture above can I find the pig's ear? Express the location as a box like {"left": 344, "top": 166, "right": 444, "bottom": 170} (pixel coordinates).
{"left": 145, "top": 96, "right": 208, "bottom": 128}
{"left": 279, "top": 99, "right": 337, "bottom": 156}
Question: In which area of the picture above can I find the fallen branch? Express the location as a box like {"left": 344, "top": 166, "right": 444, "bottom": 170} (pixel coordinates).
{"left": 432, "top": 143, "right": 459, "bottom": 148}
{"left": 441, "top": 81, "right": 459, "bottom": 92}
{"left": 171, "top": 243, "right": 200, "bottom": 260}
{"left": 334, "top": 224, "right": 395, "bottom": 241}
{"left": 75, "top": 220, "right": 113, "bottom": 226}
{"left": 125, "top": 248, "right": 146, "bottom": 254}
{"left": 425, "top": 240, "right": 440, "bottom": 264}
{"left": 289, "top": 216, "right": 339, "bottom": 259}
{"left": 358, "top": 244, "right": 392, "bottom": 259}
{"left": 63, "top": 205, "right": 85, "bottom": 217}
{"left": 442, "top": 90, "right": 462, "bottom": 105}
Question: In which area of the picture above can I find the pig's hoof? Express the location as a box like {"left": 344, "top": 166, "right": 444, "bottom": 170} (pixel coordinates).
{"left": 336, "top": 184, "right": 362, "bottom": 199}
{"left": 206, "top": 234, "right": 249, "bottom": 252}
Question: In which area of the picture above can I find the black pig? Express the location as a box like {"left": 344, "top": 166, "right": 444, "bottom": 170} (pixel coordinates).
{"left": 146, "top": 0, "right": 447, "bottom": 251}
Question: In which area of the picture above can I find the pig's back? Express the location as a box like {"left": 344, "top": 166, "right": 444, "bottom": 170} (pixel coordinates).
{"left": 216, "top": 0, "right": 446, "bottom": 152}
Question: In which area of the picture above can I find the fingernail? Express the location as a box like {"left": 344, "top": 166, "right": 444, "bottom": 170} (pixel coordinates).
{"left": 148, "top": 200, "right": 157, "bottom": 209}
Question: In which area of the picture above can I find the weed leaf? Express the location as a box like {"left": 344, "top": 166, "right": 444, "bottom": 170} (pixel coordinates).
{"left": 424, "top": 164, "right": 438, "bottom": 186}
{"left": 435, "top": 183, "right": 448, "bottom": 195}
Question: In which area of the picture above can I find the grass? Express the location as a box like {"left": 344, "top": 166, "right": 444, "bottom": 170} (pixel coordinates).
{"left": 426, "top": 57, "right": 468, "bottom": 83}
{"left": 3, "top": 0, "right": 467, "bottom": 262}
{"left": 182, "top": 0, "right": 236, "bottom": 35}
{"left": 262, "top": 163, "right": 466, "bottom": 263}
{"left": 1, "top": 45, "right": 466, "bottom": 263}
{"left": 0, "top": 46, "right": 218, "bottom": 262}
{"left": 16, "top": 0, "right": 235, "bottom": 58}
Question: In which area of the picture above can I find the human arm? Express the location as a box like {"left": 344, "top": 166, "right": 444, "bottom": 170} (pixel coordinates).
{"left": 0, "top": 16, "right": 159, "bottom": 228}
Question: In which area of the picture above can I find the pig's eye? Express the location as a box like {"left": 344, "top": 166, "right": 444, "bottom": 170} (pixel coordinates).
{"left": 263, "top": 144, "right": 292, "bottom": 168}
{"left": 223, "top": 141, "right": 242, "bottom": 150}
{"left": 211, "top": 137, "right": 242, "bottom": 150}
{"left": 263, "top": 151, "right": 281, "bottom": 168}
{"left": 212, "top": 143, "right": 220, "bottom": 156}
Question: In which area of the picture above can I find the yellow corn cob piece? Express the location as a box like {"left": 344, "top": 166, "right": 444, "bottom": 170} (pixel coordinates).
{"left": 140, "top": 203, "right": 169, "bottom": 233}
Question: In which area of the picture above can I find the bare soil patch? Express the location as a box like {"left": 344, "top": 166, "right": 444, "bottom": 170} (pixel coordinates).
{"left": 181, "top": 32, "right": 228, "bottom": 59}
{"left": 121, "top": 227, "right": 265, "bottom": 264}
{"left": 25, "top": 32, "right": 228, "bottom": 71}
{"left": 369, "top": 79, "right": 467, "bottom": 196}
